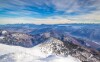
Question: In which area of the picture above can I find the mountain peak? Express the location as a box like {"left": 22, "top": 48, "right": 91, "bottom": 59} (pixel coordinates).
{"left": 37, "top": 37, "right": 100, "bottom": 62}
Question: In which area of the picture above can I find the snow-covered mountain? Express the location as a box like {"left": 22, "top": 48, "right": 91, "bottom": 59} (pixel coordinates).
{"left": 0, "top": 24, "right": 100, "bottom": 62}
{"left": 0, "top": 42, "right": 81, "bottom": 62}
{"left": 0, "top": 37, "right": 99, "bottom": 62}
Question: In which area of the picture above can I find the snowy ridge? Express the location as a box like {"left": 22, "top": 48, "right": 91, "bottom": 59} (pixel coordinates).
{"left": 38, "top": 37, "right": 67, "bottom": 56}
{"left": 0, "top": 43, "right": 81, "bottom": 62}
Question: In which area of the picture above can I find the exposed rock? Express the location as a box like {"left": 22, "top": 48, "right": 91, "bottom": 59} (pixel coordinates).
{"left": 0, "top": 31, "right": 34, "bottom": 47}
{"left": 39, "top": 37, "right": 100, "bottom": 62}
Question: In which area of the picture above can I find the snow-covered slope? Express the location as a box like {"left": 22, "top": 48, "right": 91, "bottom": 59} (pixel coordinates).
{"left": 0, "top": 43, "right": 81, "bottom": 62}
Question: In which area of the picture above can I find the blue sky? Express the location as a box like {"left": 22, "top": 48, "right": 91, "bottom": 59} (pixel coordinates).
{"left": 0, "top": 0, "right": 100, "bottom": 24}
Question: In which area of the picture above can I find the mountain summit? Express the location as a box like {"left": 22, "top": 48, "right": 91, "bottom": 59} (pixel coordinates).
{"left": 37, "top": 37, "right": 100, "bottom": 62}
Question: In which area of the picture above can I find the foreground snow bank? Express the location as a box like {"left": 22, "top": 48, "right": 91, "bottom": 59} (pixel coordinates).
{"left": 0, "top": 44, "right": 81, "bottom": 62}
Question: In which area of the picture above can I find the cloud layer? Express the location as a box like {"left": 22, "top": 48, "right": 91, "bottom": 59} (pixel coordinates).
{"left": 0, "top": 0, "right": 100, "bottom": 24}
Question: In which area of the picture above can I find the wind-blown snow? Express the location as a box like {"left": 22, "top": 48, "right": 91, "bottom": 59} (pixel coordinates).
{"left": 0, "top": 36, "right": 5, "bottom": 39}
{"left": 0, "top": 43, "right": 81, "bottom": 62}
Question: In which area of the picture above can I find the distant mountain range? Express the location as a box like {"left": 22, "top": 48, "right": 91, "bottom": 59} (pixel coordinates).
{"left": 0, "top": 24, "right": 100, "bottom": 41}
{"left": 0, "top": 24, "right": 100, "bottom": 48}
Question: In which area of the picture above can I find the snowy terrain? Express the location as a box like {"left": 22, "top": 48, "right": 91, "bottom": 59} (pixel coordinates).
{"left": 0, "top": 24, "right": 100, "bottom": 62}
{"left": 0, "top": 43, "right": 81, "bottom": 62}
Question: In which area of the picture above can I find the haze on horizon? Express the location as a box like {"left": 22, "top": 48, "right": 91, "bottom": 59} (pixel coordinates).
{"left": 0, "top": 0, "right": 100, "bottom": 24}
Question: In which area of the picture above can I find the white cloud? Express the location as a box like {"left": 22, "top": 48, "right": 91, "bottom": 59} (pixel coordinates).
{"left": 0, "top": 17, "right": 72, "bottom": 24}
{"left": 6, "top": 10, "right": 40, "bottom": 16}
{"left": 0, "top": 15, "right": 100, "bottom": 24}
{"left": 69, "top": 11, "right": 100, "bottom": 22}
{"left": 51, "top": 0, "right": 99, "bottom": 13}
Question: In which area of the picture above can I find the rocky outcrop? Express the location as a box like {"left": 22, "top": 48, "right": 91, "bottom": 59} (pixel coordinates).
{"left": 0, "top": 30, "right": 33, "bottom": 47}
{"left": 39, "top": 37, "right": 100, "bottom": 62}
